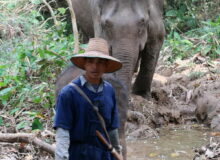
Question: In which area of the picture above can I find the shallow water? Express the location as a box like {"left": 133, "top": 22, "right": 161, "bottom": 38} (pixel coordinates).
{"left": 127, "top": 124, "right": 210, "bottom": 160}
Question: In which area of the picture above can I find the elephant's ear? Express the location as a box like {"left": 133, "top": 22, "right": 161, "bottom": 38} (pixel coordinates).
{"left": 89, "top": 0, "right": 104, "bottom": 37}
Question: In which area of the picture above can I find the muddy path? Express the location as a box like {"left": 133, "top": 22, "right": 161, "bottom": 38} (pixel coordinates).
{"left": 0, "top": 56, "right": 220, "bottom": 160}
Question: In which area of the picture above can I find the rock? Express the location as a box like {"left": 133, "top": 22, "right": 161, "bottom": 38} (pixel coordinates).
{"left": 127, "top": 110, "right": 146, "bottom": 125}
{"left": 194, "top": 137, "right": 220, "bottom": 159}
{"left": 194, "top": 93, "right": 220, "bottom": 131}
{"left": 126, "top": 125, "right": 158, "bottom": 140}
{"left": 211, "top": 115, "right": 220, "bottom": 131}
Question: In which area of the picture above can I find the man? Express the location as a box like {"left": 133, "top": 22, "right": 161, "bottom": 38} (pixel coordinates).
{"left": 53, "top": 38, "right": 122, "bottom": 160}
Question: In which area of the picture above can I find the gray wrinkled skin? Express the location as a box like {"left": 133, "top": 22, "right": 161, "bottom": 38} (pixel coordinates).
{"left": 71, "top": 0, "right": 165, "bottom": 99}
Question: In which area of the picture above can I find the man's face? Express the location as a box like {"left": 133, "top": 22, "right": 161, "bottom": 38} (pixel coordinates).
{"left": 84, "top": 58, "right": 107, "bottom": 82}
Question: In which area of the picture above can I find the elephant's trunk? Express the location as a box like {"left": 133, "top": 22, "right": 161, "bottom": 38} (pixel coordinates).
{"left": 112, "top": 40, "right": 138, "bottom": 91}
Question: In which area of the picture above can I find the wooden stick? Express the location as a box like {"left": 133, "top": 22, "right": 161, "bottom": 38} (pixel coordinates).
{"left": 96, "top": 130, "right": 123, "bottom": 160}
{"left": 0, "top": 133, "right": 55, "bottom": 154}
{"left": 42, "top": 0, "right": 58, "bottom": 27}
{"left": 66, "top": 0, "right": 79, "bottom": 54}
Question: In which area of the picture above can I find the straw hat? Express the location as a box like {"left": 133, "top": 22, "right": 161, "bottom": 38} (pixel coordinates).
{"left": 70, "top": 38, "right": 122, "bottom": 73}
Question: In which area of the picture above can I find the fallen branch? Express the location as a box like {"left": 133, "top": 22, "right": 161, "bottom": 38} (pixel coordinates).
{"left": 0, "top": 133, "right": 55, "bottom": 154}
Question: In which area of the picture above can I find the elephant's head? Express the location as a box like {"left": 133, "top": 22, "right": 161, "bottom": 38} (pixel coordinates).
{"left": 90, "top": 0, "right": 164, "bottom": 90}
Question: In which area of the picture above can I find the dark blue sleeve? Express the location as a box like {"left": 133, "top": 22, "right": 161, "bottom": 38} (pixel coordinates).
{"left": 110, "top": 89, "right": 119, "bottom": 130}
{"left": 53, "top": 87, "right": 75, "bottom": 130}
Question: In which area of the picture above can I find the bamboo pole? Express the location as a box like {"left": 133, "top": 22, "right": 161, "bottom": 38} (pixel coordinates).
{"left": 66, "top": 0, "right": 79, "bottom": 54}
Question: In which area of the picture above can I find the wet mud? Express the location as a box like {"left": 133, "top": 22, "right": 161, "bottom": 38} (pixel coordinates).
{"left": 127, "top": 125, "right": 210, "bottom": 160}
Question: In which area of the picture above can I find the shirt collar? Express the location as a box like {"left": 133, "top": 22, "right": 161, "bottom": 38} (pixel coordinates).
{"left": 79, "top": 75, "right": 104, "bottom": 93}
{"left": 80, "top": 75, "right": 87, "bottom": 86}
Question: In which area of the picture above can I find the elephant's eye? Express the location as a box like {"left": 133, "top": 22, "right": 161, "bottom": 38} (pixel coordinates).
{"left": 101, "top": 19, "right": 113, "bottom": 29}
{"left": 137, "top": 18, "right": 147, "bottom": 36}
{"left": 101, "top": 19, "right": 113, "bottom": 38}
{"left": 138, "top": 18, "right": 147, "bottom": 27}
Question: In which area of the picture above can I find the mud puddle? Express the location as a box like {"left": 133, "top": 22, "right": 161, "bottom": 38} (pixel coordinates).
{"left": 127, "top": 124, "right": 210, "bottom": 160}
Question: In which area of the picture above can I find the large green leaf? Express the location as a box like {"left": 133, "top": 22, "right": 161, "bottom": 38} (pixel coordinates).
{"left": 0, "top": 87, "right": 15, "bottom": 101}
{"left": 58, "top": 8, "right": 66, "bottom": 15}
{"left": 32, "top": 96, "right": 41, "bottom": 103}
{"left": 216, "top": 47, "right": 220, "bottom": 55}
{"left": 16, "top": 121, "right": 28, "bottom": 130}
{"left": 202, "top": 45, "right": 212, "bottom": 56}
{"left": 32, "top": 118, "right": 43, "bottom": 130}
{"left": 9, "top": 108, "right": 20, "bottom": 115}
{"left": 166, "top": 10, "right": 178, "bottom": 17}
{"left": 0, "top": 116, "right": 3, "bottom": 126}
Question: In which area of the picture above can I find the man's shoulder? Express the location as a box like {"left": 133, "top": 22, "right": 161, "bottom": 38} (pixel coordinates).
{"left": 103, "top": 80, "right": 112, "bottom": 87}
{"left": 59, "top": 84, "right": 75, "bottom": 96}
{"left": 59, "top": 78, "right": 81, "bottom": 97}
{"left": 103, "top": 80, "right": 115, "bottom": 93}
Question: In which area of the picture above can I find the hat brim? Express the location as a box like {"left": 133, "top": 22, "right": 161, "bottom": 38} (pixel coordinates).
{"left": 70, "top": 51, "right": 122, "bottom": 73}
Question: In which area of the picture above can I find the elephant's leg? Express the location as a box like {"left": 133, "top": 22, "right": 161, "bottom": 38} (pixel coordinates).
{"left": 132, "top": 41, "right": 162, "bottom": 98}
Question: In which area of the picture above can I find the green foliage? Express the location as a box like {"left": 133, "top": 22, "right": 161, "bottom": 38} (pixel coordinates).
{"left": 164, "top": 0, "right": 219, "bottom": 33}
{"left": 0, "top": 0, "right": 219, "bottom": 132}
{"left": 0, "top": 0, "right": 85, "bottom": 131}
{"left": 16, "top": 121, "right": 29, "bottom": 130}
{"left": 32, "top": 118, "right": 43, "bottom": 130}
{"left": 165, "top": 3, "right": 198, "bottom": 32}
{"left": 22, "top": 111, "right": 45, "bottom": 130}
{"left": 0, "top": 116, "right": 3, "bottom": 126}
{"left": 163, "top": 16, "right": 220, "bottom": 62}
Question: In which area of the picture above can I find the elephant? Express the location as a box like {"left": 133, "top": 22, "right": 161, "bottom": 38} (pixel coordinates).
{"left": 56, "top": 0, "right": 165, "bottom": 159}
{"left": 71, "top": 0, "right": 165, "bottom": 98}
{"left": 55, "top": 65, "right": 129, "bottom": 159}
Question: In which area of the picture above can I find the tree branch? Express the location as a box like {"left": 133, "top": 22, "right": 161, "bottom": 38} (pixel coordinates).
{"left": 0, "top": 133, "right": 55, "bottom": 154}
{"left": 42, "top": 0, "right": 58, "bottom": 27}
{"left": 66, "top": 0, "right": 79, "bottom": 54}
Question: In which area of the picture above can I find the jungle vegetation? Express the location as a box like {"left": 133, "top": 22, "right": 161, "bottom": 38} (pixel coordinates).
{"left": 0, "top": 0, "right": 219, "bottom": 131}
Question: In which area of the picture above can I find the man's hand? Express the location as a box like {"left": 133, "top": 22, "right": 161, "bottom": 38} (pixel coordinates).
{"left": 108, "top": 129, "right": 122, "bottom": 154}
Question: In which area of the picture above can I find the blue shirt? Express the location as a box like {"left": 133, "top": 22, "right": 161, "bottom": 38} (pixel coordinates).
{"left": 53, "top": 75, "right": 119, "bottom": 143}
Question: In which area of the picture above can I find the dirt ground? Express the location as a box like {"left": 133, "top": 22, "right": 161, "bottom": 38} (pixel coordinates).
{"left": 127, "top": 54, "right": 220, "bottom": 138}
{"left": 127, "top": 54, "right": 220, "bottom": 159}
{"left": 0, "top": 54, "right": 220, "bottom": 160}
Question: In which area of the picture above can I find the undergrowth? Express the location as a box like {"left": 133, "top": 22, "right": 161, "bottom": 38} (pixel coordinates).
{"left": 163, "top": 16, "right": 220, "bottom": 62}
{"left": 0, "top": 0, "right": 219, "bottom": 130}
{"left": 0, "top": 0, "right": 84, "bottom": 130}
{"left": 163, "top": 0, "right": 220, "bottom": 63}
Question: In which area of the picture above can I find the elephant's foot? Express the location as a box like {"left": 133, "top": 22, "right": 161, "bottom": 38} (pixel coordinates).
{"left": 132, "top": 90, "right": 152, "bottom": 100}
{"left": 143, "top": 92, "right": 152, "bottom": 100}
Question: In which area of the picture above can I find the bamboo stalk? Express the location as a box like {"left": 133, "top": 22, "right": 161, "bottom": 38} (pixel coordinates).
{"left": 66, "top": 0, "right": 79, "bottom": 54}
